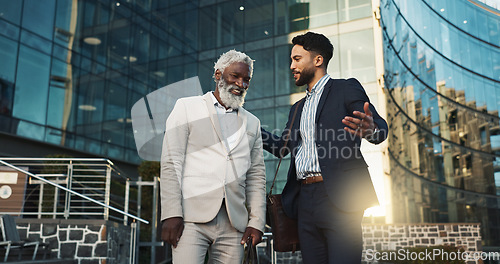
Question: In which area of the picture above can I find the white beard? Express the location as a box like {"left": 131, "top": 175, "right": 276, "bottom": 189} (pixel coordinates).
{"left": 217, "top": 78, "right": 247, "bottom": 109}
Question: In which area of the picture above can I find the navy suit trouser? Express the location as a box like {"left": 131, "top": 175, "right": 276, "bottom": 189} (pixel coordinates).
{"left": 298, "top": 181, "right": 364, "bottom": 264}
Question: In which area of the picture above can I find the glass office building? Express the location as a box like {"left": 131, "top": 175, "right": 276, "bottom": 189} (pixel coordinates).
{"left": 381, "top": 0, "right": 500, "bottom": 246}
{"left": 0, "top": 0, "right": 386, "bottom": 201}
{"left": 6, "top": 0, "right": 500, "bottom": 256}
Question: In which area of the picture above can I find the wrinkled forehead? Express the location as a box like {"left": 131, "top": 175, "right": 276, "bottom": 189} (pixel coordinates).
{"left": 223, "top": 62, "right": 251, "bottom": 76}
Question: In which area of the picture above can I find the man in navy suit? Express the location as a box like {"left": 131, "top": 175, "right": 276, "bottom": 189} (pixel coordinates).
{"left": 261, "top": 32, "right": 388, "bottom": 263}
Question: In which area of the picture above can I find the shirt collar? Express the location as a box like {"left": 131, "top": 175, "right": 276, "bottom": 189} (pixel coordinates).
{"left": 210, "top": 92, "right": 237, "bottom": 112}
{"left": 306, "top": 74, "right": 330, "bottom": 97}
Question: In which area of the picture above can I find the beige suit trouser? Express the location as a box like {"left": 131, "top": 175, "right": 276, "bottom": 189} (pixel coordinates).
{"left": 172, "top": 204, "right": 244, "bottom": 264}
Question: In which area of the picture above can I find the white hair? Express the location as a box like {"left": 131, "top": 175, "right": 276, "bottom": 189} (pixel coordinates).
{"left": 213, "top": 50, "right": 254, "bottom": 80}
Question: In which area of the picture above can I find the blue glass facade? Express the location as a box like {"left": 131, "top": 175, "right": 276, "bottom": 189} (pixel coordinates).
{"left": 1, "top": 0, "right": 203, "bottom": 163}
{"left": 0, "top": 0, "right": 377, "bottom": 191}
{"left": 381, "top": 0, "right": 500, "bottom": 246}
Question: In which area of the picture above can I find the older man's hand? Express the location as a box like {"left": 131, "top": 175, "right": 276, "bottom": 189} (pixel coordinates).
{"left": 240, "top": 226, "right": 263, "bottom": 246}
{"left": 161, "top": 217, "right": 184, "bottom": 248}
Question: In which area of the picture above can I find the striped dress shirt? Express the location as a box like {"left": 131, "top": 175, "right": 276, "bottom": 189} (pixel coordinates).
{"left": 295, "top": 74, "right": 331, "bottom": 180}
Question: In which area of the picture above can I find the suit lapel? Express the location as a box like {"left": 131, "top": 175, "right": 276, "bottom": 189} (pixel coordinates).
{"left": 315, "top": 79, "right": 333, "bottom": 123}
{"left": 295, "top": 98, "right": 305, "bottom": 130}
{"left": 291, "top": 98, "right": 305, "bottom": 141}
{"left": 203, "top": 93, "right": 224, "bottom": 143}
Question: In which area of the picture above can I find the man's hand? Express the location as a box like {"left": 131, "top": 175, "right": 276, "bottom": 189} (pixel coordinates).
{"left": 342, "top": 102, "right": 376, "bottom": 139}
{"left": 240, "top": 227, "right": 263, "bottom": 246}
{"left": 161, "top": 217, "right": 184, "bottom": 248}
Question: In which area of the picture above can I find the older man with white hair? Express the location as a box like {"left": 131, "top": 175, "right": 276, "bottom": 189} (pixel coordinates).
{"left": 160, "top": 50, "right": 266, "bottom": 263}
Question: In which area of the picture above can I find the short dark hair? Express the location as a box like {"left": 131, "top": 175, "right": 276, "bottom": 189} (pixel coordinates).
{"left": 292, "top": 32, "right": 333, "bottom": 68}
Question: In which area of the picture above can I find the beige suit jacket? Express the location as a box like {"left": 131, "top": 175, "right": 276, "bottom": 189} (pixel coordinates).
{"left": 160, "top": 92, "right": 266, "bottom": 233}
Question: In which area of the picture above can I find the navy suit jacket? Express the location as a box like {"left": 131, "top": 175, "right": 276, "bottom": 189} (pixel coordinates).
{"left": 262, "top": 78, "right": 388, "bottom": 219}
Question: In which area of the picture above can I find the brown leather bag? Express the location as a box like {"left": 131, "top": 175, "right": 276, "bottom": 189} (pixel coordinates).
{"left": 267, "top": 193, "right": 300, "bottom": 252}
{"left": 266, "top": 100, "right": 302, "bottom": 252}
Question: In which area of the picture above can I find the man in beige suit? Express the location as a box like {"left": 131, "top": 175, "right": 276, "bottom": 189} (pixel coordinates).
{"left": 160, "top": 50, "right": 266, "bottom": 263}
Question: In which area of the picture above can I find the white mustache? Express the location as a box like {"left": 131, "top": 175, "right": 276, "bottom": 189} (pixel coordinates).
{"left": 229, "top": 86, "right": 246, "bottom": 94}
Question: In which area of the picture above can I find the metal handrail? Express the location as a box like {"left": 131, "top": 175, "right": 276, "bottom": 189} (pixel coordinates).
{"left": 0, "top": 159, "right": 149, "bottom": 224}
{"left": 0, "top": 157, "right": 128, "bottom": 179}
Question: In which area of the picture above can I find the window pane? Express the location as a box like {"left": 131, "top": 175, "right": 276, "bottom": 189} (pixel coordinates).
{"left": 20, "top": 30, "right": 52, "bottom": 54}
{"left": 0, "top": 0, "right": 23, "bottom": 25}
{"left": 339, "top": 0, "right": 371, "bottom": 22}
{"left": 102, "top": 82, "right": 127, "bottom": 146}
{"left": 22, "top": 0, "right": 55, "bottom": 39}
{"left": 488, "top": 15, "right": 499, "bottom": 45}
{"left": 198, "top": 58, "right": 215, "bottom": 93}
{"left": 55, "top": 0, "right": 74, "bottom": 32}
{"left": 76, "top": 75, "right": 104, "bottom": 140}
{"left": 338, "top": 29, "right": 376, "bottom": 83}
{"left": 0, "top": 18, "right": 20, "bottom": 40}
{"left": 47, "top": 58, "right": 71, "bottom": 130}
{"left": 0, "top": 78, "right": 14, "bottom": 130}
{"left": 219, "top": 1, "right": 244, "bottom": 46}
{"left": 47, "top": 85, "right": 67, "bottom": 127}
{"left": 13, "top": 45, "right": 50, "bottom": 124}
{"left": 16, "top": 120, "right": 45, "bottom": 141}
{"left": 0, "top": 35, "right": 18, "bottom": 83}
{"left": 109, "top": 24, "right": 131, "bottom": 72}
{"left": 131, "top": 16, "right": 150, "bottom": 65}
{"left": 289, "top": 2, "right": 310, "bottom": 32}
{"left": 246, "top": 48, "right": 274, "bottom": 100}
{"left": 309, "top": 0, "right": 339, "bottom": 28}
{"left": 328, "top": 35, "right": 340, "bottom": 79}
{"left": 199, "top": 5, "right": 216, "bottom": 50}
{"left": 105, "top": 143, "right": 124, "bottom": 160}
{"left": 245, "top": 0, "right": 273, "bottom": 42}
{"left": 275, "top": 45, "right": 294, "bottom": 96}
{"left": 276, "top": 0, "right": 289, "bottom": 35}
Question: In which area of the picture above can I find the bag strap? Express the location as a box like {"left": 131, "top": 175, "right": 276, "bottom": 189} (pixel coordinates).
{"left": 269, "top": 98, "right": 303, "bottom": 196}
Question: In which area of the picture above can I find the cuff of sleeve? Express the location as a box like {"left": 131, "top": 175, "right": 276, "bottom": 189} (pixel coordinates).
{"left": 247, "top": 219, "right": 265, "bottom": 233}
{"left": 366, "top": 127, "right": 388, "bottom": 144}
{"left": 161, "top": 207, "right": 183, "bottom": 222}
{"left": 366, "top": 128, "right": 381, "bottom": 143}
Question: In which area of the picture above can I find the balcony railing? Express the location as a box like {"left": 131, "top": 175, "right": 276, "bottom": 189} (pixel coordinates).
{"left": 0, "top": 157, "right": 147, "bottom": 224}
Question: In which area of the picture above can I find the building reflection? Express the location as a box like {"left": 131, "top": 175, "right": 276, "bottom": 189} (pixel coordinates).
{"left": 382, "top": 0, "right": 500, "bottom": 246}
